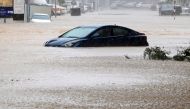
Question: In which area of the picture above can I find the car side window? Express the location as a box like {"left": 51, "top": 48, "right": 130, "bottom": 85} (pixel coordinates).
{"left": 113, "top": 27, "right": 129, "bottom": 36}
{"left": 92, "top": 28, "right": 111, "bottom": 37}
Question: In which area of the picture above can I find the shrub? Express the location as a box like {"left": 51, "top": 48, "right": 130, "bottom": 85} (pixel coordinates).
{"left": 173, "top": 55, "right": 185, "bottom": 61}
{"left": 144, "top": 47, "right": 170, "bottom": 60}
{"left": 173, "top": 47, "right": 190, "bottom": 62}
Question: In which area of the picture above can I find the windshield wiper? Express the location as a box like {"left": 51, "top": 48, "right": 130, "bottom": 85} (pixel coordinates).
{"left": 66, "top": 36, "right": 79, "bottom": 38}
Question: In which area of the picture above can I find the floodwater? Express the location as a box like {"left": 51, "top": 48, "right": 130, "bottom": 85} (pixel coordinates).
{"left": 0, "top": 9, "right": 190, "bottom": 109}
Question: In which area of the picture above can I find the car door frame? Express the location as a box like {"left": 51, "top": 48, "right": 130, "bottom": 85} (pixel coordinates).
{"left": 87, "top": 26, "right": 113, "bottom": 47}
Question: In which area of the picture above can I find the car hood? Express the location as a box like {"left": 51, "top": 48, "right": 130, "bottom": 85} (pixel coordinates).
{"left": 44, "top": 37, "right": 78, "bottom": 47}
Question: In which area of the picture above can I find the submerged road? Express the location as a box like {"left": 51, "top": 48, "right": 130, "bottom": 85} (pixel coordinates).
{"left": 0, "top": 9, "right": 190, "bottom": 109}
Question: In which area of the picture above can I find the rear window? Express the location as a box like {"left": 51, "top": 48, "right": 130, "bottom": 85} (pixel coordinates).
{"left": 161, "top": 4, "right": 173, "bottom": 10}
{"left": 32, "top": 14, "right": 50, "bottom": 20}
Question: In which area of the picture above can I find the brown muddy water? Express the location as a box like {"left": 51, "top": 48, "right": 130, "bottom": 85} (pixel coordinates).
{"left": 0, "top": 9, "right": 190, "bottom": 109}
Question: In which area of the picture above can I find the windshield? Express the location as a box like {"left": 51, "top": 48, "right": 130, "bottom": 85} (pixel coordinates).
{"left": 61, "top": 27, "right": 97, "bottom": 38}
{"left": 32, "top": 15, "right": 50, "bottom": 20}
{"left": 161, "top": 4, "right": 173, "bottom": 10}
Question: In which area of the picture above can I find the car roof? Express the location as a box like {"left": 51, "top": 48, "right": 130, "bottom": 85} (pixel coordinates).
{"left": 76, "top": 25, "right": 139, "bottom": 34}
{"left": 77, "top": 24, "right": 139, "bottom": 32}
{"left": 78, "top": 24, "right": 120, "bottom": 28}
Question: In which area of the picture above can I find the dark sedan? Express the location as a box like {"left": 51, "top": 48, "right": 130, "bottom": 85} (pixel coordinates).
{"left": 44, "top": 25, "right": 149, "bottom": 47}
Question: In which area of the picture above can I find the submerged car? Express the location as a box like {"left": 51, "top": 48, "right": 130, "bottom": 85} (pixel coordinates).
{"left": 44, "top": 25, "right": 149, "bottom": 47}
{"left": 31, "top": 13, "right": 51, "bottom": 23}
{"left": 159, "top": 3, "right": 174, "bottom": 15}
{"left": 174, "top": 5, "right": 182, "bottom": 15}
{"left": 159, "top": 3, "right": 182, "bottom": 16}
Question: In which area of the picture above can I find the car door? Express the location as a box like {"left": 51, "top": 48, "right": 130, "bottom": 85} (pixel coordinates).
{"left": 112, "top": 27, "right": 130, "bottom": 46}
{"left": 88, "top": 27, "right": 112, "bottom": 47}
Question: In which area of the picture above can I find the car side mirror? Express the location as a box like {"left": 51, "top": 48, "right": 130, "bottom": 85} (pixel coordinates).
{"left": 58, "top": 35, "right": 63, "bottom": 38}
